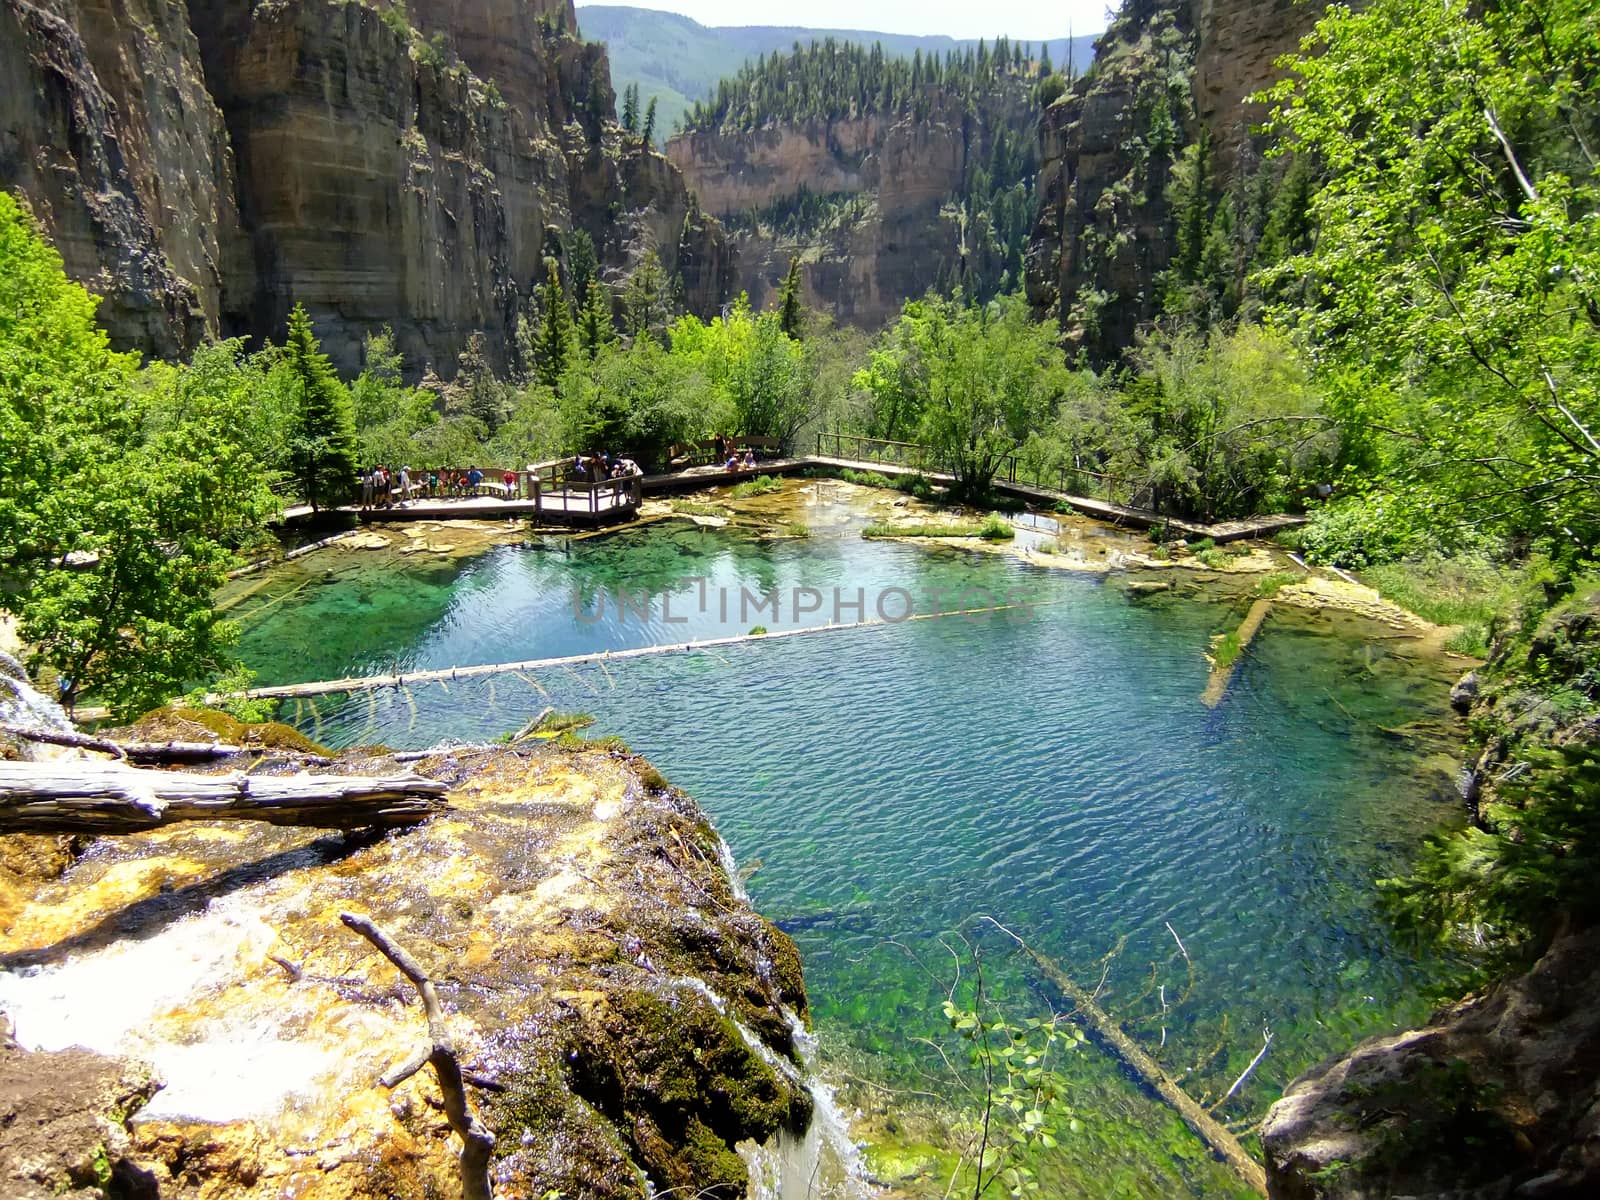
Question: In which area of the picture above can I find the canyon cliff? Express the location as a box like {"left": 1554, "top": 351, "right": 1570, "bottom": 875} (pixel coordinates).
{"left": 0, "top": 0, "right": 732, "bottom": 374}
{"left": 666, "top": 50, "right": 1039, "bottom": 328}
{"left": 1025, "top": 0, "right": 1325, "bottom": 360}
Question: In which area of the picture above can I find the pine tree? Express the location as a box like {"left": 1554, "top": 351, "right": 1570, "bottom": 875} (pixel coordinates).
{"left": 621, "top": 83, "right": 639, "bottom": 134}
{"left": 622, "top": 249, "right": 667, "bottom": 339}
{"left": 449, "top": 332, "right": 512, "bottom": 432}
{"left": 777, "top": 257, "right": 804, "bottom": 339}
{"left": 537, "top": 257, "right": 574, "bottom": 390}
{"left": 283, "top": 303, "right": 357, "bottom": 511}
{"left": 568, "top": 228, "right": 598, "bottom": 299}
{"left": 578, "top": 279, "right": 618, "bottom": 359}
{"left": 642, "top": 96, "right": 658, "bottom": 145}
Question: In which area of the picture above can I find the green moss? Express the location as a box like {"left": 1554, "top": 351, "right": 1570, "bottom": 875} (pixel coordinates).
{"left": 681, "top": 1118, "right": 748, "bottom": 1195}
{"left": 165, "top": 707, "right": 330, "bottom": 753}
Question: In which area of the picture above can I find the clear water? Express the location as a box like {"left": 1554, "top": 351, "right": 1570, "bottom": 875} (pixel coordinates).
{"left": 232, "top": 491, "right": 1466, "bottom": 1197}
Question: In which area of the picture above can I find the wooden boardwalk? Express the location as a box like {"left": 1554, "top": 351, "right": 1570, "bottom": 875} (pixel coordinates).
{"left": 276, "top": 455, "right": 1302, "bottom": 545}
{"left": 805, "top": 456, "right": 1305, "bottom": 544}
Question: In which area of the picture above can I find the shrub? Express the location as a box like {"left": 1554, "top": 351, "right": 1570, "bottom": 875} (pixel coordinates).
{"left": 978, "top": 513, "right": 1015, "bottom": 541}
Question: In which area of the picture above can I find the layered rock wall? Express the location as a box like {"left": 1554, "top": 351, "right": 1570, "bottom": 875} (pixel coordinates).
{"left": 0, "top": 0, "right": 730, "bottom": 373}
{"left": 1026, "top": 0, "right": 1327, "bottom": 360}
{"left": 668, "top": 91, "right": 1022, "bottom": 325}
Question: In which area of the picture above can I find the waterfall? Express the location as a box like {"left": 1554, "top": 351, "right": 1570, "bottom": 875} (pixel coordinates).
{"left": 0, "top": 650, "right": 76, "bottom": 756}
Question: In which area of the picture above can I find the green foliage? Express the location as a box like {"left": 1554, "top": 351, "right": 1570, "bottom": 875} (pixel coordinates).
{"left": 939, "top": 980, "right": 1084, "bottom": 1199}
{"left": 577, "top": 279, "right": 618, "bottom": 361}
{"left": 1210, "top": 628, "right": 1242, "bottom": 671}
{"left": 669, "top": 297, "right": 817, "bottom": 449}
{"left": 283, "top": 303, "right": 358, "bottom": 510}
{"left": 777, "top": 257, "right": 804, "bottom": 340}
{"left": 729, "top": 474, "right": 783, "bottom": 498}
{"left": 182, "top": 664, "right": 274, "bottom": 724}
{"left": 857, "top": 295, "right": 1066, "bottom": 498}
{"left": 1262, "top": 0, "right": 1600, "bottom": 562}
{"left": 1382, "top": 746, "right": 1600, "bottom": 961}
{"left": 1298, "top": 498, "right": 1430, "bottom": 569}
{"left": 838, "top": 468, "right": 897, "bottom": 489}
{"left": 978, "top": 513, "right": 1015, "bottom": 541}
{"left": 0, "top": 193, "right": 278, "bottom": 715}
{"left": 537, "top": 257, "right": 575, "bottom": 391}
{"left": 621, "top": 249, "right": 670, "bottom": 340}
{"left": 1253, "top": 571, "right": 1299, "bottom": 599}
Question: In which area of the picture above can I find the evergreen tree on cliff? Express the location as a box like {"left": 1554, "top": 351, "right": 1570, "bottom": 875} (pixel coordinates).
{"left": 578, "top": 280, "right": 618, "bottom": 360}
{"left": 538, "top": 257, "right": 575, "bottom": 389}
{"left": 642, "top": 97, "right": 658, "bottom": 145}
{"left": 283, "top": 303, "right": 357, "bottom": 512}
{"left": 777, "top": 258, "right": 805, "bottom": 340}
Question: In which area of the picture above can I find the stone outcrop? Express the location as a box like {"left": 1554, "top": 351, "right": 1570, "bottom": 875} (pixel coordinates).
{"left": 0, "top": 716, "right": 812, "bottom": 1198}
{"left": 668, "top": 89, "right": 1029, "bottom": 326}
{"left": 1026, "top": 0, "right": 1328, "bottom": 360}
{"left": 0, "top": 0, "right": 731, "bottom": 373}
{"left": 1262, "top": 925, "right": 1600, "bottom": 1199}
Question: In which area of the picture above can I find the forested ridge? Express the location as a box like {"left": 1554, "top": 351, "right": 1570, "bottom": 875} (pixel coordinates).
{"left": 1, "top": 0, "right": 1597, "bottom": 1058}
{"left": 681, "top": 35, "right": 1060, "bottom": 132}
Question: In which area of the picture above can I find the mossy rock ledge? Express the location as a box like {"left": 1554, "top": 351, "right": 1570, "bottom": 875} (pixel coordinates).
{"left": 0, "top": 730, "right": 811, "bottom": 1199}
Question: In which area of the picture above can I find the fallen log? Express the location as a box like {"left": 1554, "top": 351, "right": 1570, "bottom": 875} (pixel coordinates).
{"left": 0, "top": 724, "right": 249, "bottom": 763}
{"left": 0, "top": 760, "right": 449, "bottom": 834}
{"left": 340, "top": 912, "right": 495, "bottom": 1200}
{"left": 984, "top": 917, "right": 1268, "bottom": 1196}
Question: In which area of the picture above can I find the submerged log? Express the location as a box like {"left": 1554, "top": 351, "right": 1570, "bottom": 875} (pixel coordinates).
{"left": 986, "top": 918, "right": 1268, "bottom": 1196}
{"left": 0, "top": 761, "right": 449, "bottom": 834}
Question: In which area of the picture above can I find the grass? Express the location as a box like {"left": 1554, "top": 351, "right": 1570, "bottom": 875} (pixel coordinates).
{"left": 977, "top": 513, "right": 1015, "bottom": 541}
{"left": 1362, "top": 555, "right": 1524, "bottom": 656}
{"left": 862, "top": 513, "right": 1014, "bottom": 541}
{"left": 1211, "top": 629, "right": 1243, "bottom": 671}
{"left": 862, "top": 522, "right": 982, "bottom": 539}
{"left": 1195, "top": 547, "right": 1230, "bottom": 569}
{"left": 775, "top": 522, "right": 809, "bottom": 538}
{"left": 729, "top": 474, "right": 783, "bottom": 498}
{"left": 839, "top": 467, "right": 897, "bottom": 489}
{"left": 1254, "top": 570, "right": 1301, "bottom": 598}
{"left": 671, "top": 500, "right": 730, "bottom": 517}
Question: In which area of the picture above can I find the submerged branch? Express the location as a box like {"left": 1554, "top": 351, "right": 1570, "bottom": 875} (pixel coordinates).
{"left": 981, "top": 916, "right": 1267, "bottom": 1196}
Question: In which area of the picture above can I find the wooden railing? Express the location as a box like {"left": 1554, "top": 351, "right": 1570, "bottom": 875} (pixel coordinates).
{"left": 525, "top": 458, "right": 642, "bottom": 518}
{"left": 814, "top": 432, "right": 1133, "bottom": 503}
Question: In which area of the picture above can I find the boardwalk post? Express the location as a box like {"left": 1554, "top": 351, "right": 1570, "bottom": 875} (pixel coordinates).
{"left": 532, "top": 472, "right": 541, "bottom": 519}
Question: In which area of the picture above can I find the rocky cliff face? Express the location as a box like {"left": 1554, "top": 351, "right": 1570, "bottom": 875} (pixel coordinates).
{"left": 1026, "top": 0, "right": 1325, "bottom": 359}
{"left": 1262, "top": 925, "right": 1600, "bottom": 1199}
{"left": 0, "top": 0, "right": 731, "bottom": 373}
{"left": 668, "top": 90, "right": 1029, "bottom": 326}
{"left": 0, "top": 718, "right": 814, "bottom": 1198}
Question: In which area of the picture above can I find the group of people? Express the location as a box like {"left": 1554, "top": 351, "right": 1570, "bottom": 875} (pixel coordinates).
{"left": 358, "top": 464, "right": 500, "bottom": 510}
{"left": 712, "top": 433, "right": 757, "bottom": 472}
{"left": 571, "top": 452, "right": 640, "bottom": 484}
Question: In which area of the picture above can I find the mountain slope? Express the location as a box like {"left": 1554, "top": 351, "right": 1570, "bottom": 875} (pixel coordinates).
{"left": 577, "top": 4, "right": 1098, "bottom": 140}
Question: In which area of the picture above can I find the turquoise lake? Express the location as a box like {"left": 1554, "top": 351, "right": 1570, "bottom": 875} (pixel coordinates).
{"left": 231, "top": 484, "right": 1466, "bottom": 1196}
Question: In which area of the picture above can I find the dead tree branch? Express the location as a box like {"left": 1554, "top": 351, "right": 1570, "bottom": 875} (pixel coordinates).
{"left": 339, "top": 912, "right": 496, "bottom": 1200}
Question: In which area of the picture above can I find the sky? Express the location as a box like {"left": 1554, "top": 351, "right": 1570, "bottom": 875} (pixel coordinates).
{"left": 575, "top": 1, "right": 1112, "bottom": 41}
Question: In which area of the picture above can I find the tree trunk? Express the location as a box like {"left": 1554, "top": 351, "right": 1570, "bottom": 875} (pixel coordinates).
{"left": 0, "top": 761, "right": 448, "bottom": 834}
